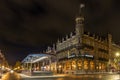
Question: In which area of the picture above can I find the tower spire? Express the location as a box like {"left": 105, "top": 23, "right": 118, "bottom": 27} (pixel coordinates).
{"left": 79, "top": 4, "right": 85, "bottom": 17}
{"left": 75, "top": 4, "right": 85, "bottom": 36}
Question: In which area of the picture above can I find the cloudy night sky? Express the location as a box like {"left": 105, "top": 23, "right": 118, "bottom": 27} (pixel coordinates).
{"left": 0, "top": 0, "right": 120, "bottom": 65}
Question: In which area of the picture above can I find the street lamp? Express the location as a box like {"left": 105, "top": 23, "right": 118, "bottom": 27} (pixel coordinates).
{"left": 116, "top": 52, "right": 120, "bottom": 57}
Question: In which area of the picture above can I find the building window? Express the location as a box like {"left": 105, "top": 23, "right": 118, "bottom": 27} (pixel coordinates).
{"left": 90, "top": 61, "right": 94, "bottom": 70}
{"left": 72, "top": 61, "right": 76, "bottom": 70}
{"left": 66, "top": 62, "right": 71, "bottom": 70}
{"left": 84, "top": 60, "right": 88, "bottom": 70}
{"left": 78, "top": 60, "right": 82, "bottom": 70}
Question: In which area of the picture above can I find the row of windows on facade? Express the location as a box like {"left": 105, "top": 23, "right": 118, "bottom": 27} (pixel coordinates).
{"left": 56, "top": 37, "right": 108, "bottom": 52}
{"left": 57, "top": 51, "right": 109, "bottom": 60}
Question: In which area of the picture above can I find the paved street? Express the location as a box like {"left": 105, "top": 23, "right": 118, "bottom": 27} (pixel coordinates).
{"left": 1, "top": 72, "right": 120, "bottom": 80}
{"left": 20, "top": 73, "right": 120, "bottom": 80}
{"left": 1, "top": 72, "right": 22, "bottom": 80}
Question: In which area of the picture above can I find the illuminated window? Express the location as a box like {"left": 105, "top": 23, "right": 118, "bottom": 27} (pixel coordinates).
{"left": 84, "top": 60, "right": 88, "bottom": 70}
{"left": 90, "top": 61, "right": 94, "bottom": 70}
{"left": 72, "top": 61, "right": 76, "bottom": 70}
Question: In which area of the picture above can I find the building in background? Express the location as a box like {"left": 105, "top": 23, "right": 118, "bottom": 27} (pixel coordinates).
{"left": 22, "top": 46, "right": 57, "bottom": 74}
{"left": 56, "top": 4, "right": 111, "bottom": 74}
{"left": 22, "top": 4, "right": 120, "bottom": 74}
{"left": 109, "top": 43, "right": 120, "bottom": 72}
{"left": 0, "top": 50, "right": 9, "bottom": 74}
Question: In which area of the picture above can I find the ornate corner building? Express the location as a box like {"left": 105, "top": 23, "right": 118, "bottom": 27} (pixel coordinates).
{"left": 56, "top": 4, "right": 113, "bottom": 74}
{"left": 22, "top": 4, "right": 120, "bottom": 74}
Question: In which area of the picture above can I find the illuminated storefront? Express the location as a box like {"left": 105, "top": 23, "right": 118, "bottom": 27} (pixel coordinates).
{"left": 21, "top": 4, "right": 120, "bottom": 74}
{"left": 56, "top": 4, "right": 109, "bottom": 74}
{"left": 22, "top": 53, "right": 57, "bottom": 73}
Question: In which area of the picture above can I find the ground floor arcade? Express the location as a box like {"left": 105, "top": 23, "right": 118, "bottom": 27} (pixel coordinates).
{"left": 57, "top": 58, "right": 107, "bottom": 74}
{"left": 22, "top": 54, "right": 57, "bottom": 73}
{"left": 22, "top": 54, "right": 108, "bottom": 74}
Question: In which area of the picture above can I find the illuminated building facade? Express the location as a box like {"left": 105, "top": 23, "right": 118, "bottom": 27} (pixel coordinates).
{"left": 109, "top": 43, "right": 120, "bottom": 71}
{"left": 56, "top": 4, "right": 111, "bottom": 74}
{"left": 22, "top": 46, "right": 57, "bottom": 74}
{"left": 0, "top": 50, "right": 9, "bottom": 70}
{"left": 22, "top": 4, "right": 120, "bottom": 74}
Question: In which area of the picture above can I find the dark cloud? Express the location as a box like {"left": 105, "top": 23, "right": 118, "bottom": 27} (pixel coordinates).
{"left": 0, "top": 0, "right": 120, "bottom": 65}
{"left": 85, "top": 0, "right": 120, "bottom": 38}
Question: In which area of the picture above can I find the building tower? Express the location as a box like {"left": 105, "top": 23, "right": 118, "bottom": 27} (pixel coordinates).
{"left": 75, "top": 4, "right": 85, "bottom": 36}
{"left": 75, "top": 4, "right": 85, "bottom": 53}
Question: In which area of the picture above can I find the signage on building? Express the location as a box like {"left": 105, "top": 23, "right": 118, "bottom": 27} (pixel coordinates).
{"left": 85, "top": 54, "right": 94, "bottom": 58}
{"left": 68, "top": 53, "right": 76, "bottom": 58}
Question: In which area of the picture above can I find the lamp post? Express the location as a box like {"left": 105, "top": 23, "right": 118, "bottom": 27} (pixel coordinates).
{"left": 29, "top": 56, "right": 33, "bottom": 74}
{"left": 116, "top": 52, "right": 120, "bottom": 57}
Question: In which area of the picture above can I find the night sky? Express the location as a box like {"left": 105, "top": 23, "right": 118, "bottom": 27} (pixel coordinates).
{"left": 0, "top": 0, "right": 120, "bottom": 66}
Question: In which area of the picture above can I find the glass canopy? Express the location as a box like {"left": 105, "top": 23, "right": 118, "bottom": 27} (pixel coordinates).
{"left": 22, "top": 53, "right": 51, "bottom": 63}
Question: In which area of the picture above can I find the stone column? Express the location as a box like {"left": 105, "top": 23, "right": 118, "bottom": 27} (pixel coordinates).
{"left": 70, "top": 61, "right": 72, "bottom": 70}
{"left": 37, "top": 62, "right": 39, "bottom": 71}
{"left": 24, "top": 63, "right": 26, "bottom": 70}
{"left": 34, "top": 63, "right": 36, "bottom": 71}
{"left": 30, "top": 62, "right": 32, "bottom": 72}
{"left": 87, "top": 59, "right": 90, "bottom": 72}
{"left": 42, "top": 61, "right": 45, "bottom": 71}
{"left": 27, "top": 63, "right": 29, "bottom": 70}
{"left": 82, "top": 58, "right": 84, "bottom": 72}
{"left": 49, "top": 57, "right": 51, "bottom": 71}
{"left": 76, "top": 59, "right": 78, "bottom": 71}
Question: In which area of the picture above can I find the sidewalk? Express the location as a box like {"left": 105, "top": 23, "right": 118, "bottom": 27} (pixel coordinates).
{"left": 57, "top": 72, "right": 119, "bottom": 75}
{"left": 19, "top": 73, "right": 68, "bottom": 79}
{"left": 19, "top": 71, "right": 120, "bottom": 79}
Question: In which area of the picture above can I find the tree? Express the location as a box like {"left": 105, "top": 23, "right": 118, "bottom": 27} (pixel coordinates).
{"left": 14, "top": 61, "right": 21, "bottom": 69}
